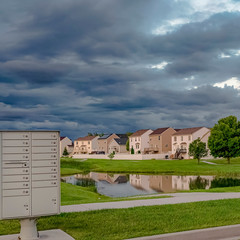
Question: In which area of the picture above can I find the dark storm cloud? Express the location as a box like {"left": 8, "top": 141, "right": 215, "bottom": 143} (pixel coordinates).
{"left": 1, "top": 0, "right": 240, "bottom": 139}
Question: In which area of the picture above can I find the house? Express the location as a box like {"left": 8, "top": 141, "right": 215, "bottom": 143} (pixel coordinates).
{"left": 171, "top": 127, "right": 210, "bottom": 159}
{"left": 74, "top": 135, "right": 99, "bottom": 154}
{"left": 97, "top": 133, "right": 123, "bottom": 154}
{"left": 129, "top": 129, "right": 153, "bottom": 154}
{"left": 145, "top": 127, "right": 176, "bottom": 154}
{"left": 108, "top": 137, "right": 128, "bottom": 154}
{"left": 60, "top": 136, "right": 73, "bottom": 156}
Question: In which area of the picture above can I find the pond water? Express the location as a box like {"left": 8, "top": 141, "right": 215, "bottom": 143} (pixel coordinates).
{"left": 61, "top": 172, "right": 240, "bottom": 198}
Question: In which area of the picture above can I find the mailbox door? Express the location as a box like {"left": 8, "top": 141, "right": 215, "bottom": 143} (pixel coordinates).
{"left": 32, "top": 187, "right": 59, "bottom": 216}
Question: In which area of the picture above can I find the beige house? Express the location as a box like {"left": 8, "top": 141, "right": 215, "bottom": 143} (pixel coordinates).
{"left": 171, "top": 127, "right": 210, "bottom": 159}
{"left": 108, "top": 137, "right": 128, "bottom": 154}
{"left": 60, "top": 136, "right": 73, "bottom": 156}
{"left": 97, "top": 134, "right": 120, "bottom": 154}
{"left": 74, "top": 135, "right": 99, "bottom": 154}
{"left": 145, "top": 127, "right": 176, "bottom": 154}
{"left": 129, "top": 129, "right": 153, "bottom": 154}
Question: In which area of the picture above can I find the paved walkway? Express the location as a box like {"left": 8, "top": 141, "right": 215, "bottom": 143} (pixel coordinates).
{"left": 126, "top": 224, "right": 240, "bottom": 240}
{"left": 61, "top": 192, "right": 240, "bottom": 213}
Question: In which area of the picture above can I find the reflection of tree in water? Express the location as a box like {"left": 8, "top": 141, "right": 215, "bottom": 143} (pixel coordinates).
{"left": 210, "top": 178, "right": 240, "bottom": 188}
{"left": 189, "top": 176, "right": 209, "bottom": 190}
{"left": 76, "top": 178, "right": 96, "bottom": 187}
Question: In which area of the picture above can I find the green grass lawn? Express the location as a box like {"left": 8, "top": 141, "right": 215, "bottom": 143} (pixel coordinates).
{"left": 61, "top": 157, "right": 240, "bottom": 176}
{"left": 2, "top": 199, "right": 240, "bottom": 240}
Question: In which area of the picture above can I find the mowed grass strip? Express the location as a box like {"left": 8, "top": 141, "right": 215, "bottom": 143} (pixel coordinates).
{"left": 61, "top": 157, "right": 240, "bottom": 176}
{"left": 1, "top": 199, "right": 240, "bottom": 240}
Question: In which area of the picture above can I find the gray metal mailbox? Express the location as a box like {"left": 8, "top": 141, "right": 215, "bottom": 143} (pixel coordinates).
{"left": 0, "top": 131, "right": 60, "bottom": 221}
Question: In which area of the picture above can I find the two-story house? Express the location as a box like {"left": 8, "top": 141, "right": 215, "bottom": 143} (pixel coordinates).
{"left": 60, "top": 136, "right": 73, "bottom": 156}
{"left": 129, "top": 129, "right": 153, "bottom": 154}
{"left": 97, "top": 134, "right": 121, "bottom": 154}
{"left": 74, "top": 135, "right": 99, "bottom": 154}
{"left": 108, "top": 137, "right": 128, "bottom": 154}
{"left": 171, "top": 127, "right": 210, "bottom": 159}
{"left": 145, "top": 127, "right": 176, "bottom": 154}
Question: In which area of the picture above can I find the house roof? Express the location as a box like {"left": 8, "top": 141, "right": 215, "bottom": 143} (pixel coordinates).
{"left": 150, "top": 127, "right": 170, "bottom": 135}
{"left": 98, "top": 134, "right": 113, "bottom": 139}
{"left": 172, "top": 127, "right": 206, "bottom": 136}
{"left": 116, "top": 134, "right": 128, "bottom": 138}
{"left": 60, "top": 136, "right": 66, "bottom": 141}
{"left": 114, "top": 138, "right": 128, "bottom": 145}
{"left": 75, "top": 136, "right": 97, "bottom": 141}
{"left": 130, "top": 129, "right": 151, "bottom": 137}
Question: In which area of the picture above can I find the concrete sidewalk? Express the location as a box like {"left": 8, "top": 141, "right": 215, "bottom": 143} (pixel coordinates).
{"left": 126, "top": 224, "right": 240, "bottom": 240}
{"left": 61, "top": 192, "right": 240, "bottom": 213}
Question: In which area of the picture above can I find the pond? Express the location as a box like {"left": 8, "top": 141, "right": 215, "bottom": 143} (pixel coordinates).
{"left": 61, "top": 172, "right": 240, "bottom": 198}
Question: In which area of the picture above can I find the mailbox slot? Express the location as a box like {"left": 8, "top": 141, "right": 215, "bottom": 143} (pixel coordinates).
{"left": 32, "top": 153, "right": 57, "bottom": 160}
{"left": 32, "top": 160, "right": 57, "bottom": 167}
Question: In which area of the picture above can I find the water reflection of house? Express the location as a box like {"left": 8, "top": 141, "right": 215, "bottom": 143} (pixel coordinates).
{"left": 171, "top": 176, "right": 214, "bottom": 190}
{"left": 75, "top": 172, "right": 127, "bottom": 184}
{"left": 129, "top": 174, "right": 152, "bottom": 191}
{"left": 149, "top": 175, "right": 173, "bottom": 192}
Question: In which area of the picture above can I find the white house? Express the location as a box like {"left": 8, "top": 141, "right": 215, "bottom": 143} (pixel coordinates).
{"left": 171, "top": 127, "right": 210, "bottom": 159}
{"left": 60, "top": 136, "right": 73, "bottom": 156}
{"left": 129, "top": 129, "right": 153, "bottom": 154}
{"left": 74, "top": 135, "right": 99, "bottom": 154}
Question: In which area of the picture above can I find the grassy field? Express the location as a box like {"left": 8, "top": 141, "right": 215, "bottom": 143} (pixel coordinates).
{"left": 2, "top": 199, "right": 240, "bottom": 239}
{"left": 61, "top": 157, "right": 240, "bottom": 176}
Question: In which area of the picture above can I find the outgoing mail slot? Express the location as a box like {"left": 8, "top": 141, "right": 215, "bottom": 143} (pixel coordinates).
{"left": 3, "top": 175, "right": 30, "bottom": 182}
{"left": 32, "top": 147, "right": 57, "bottom": 153}
{"left": 32, "top": 180, "right": 57, "bottom": 188}
{"left": 32, "top": 160, "right": 57, "bottom": 167}
{"left": 32, "top": 132, "right": 58, "bottom": 140}
{"left": 2, "top": 132, "right": 29, "bottom": 140}
{"left": 32, "top": 167, "right": 57, "bottom": 174}
{"left": 3, "top": 168, "right": 29, "bottom": 175}
{"left": 3, "top": 161, "right": 29, "bottom": 168}
{"left": 32, "top": 174, "right": 57, "bottom": 181}
{"left": 2, "top": 196, "right": 30, "bottom": 218}
{"left": 32, "top": 140, "right": 57, "bottom": 147}
{"left": 3, "top": 182, "right": 30, "bottom": 189}
{"left": 2, "top": 140, "right": 30, "bottom": 147}
{"left": 32, "top": 153, "right": 57, "bottom": 160}
{"left": 3, "top": 147, "right": 30, "bottom": 154}
{"left": 2, "top": 154, "right": 29, "bottom": 161}
{"left": 3, "top": 189, "right": 30, "bottom": 197}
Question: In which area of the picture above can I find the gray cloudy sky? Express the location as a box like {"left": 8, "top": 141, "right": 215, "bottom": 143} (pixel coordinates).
{"left": 1, "top": 0, "right": 240, "bottom": 140}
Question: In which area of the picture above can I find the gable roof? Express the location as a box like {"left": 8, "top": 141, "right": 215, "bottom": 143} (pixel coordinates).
{"left": 172, "top": 127, "right": 206, "bottom": 136}
{"left": 130, "top": 129, "right": 151, "bottom": 137}
{"left": 98, "top": 134, "right": 113, "bottom": 139}
{"left": 150, "top": 127, "right": 170, "bottom": 135}
{"left": 75, "top": 136, "right": 98, "bottom": 141}
{"left": 114, "top": 138, "right": 128, "bottom": 145}
{"left": 115, "top": 134, "right": 128, "bottom": 138}
{"left": 60, "top": 136, "right": 66, "bottom": 141}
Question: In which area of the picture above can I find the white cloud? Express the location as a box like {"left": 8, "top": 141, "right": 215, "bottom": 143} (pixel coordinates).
{"left": 219, "top": 53, "right": 231, "bottom": 59}
{"left": 152, "top": 18, "right": 190, "bottom": 35}
{"left": 213, "top": 77, "right": 240, "bottom": 90}
{"left": 184, "top": 75, "right": 195, "bottom": 81}
{"left": 149, "top": 61, "right": 170, "bottom": 70}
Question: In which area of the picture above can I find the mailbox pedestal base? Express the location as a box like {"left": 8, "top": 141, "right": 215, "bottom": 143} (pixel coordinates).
{"left": 19, "top": 218, "right": 39, "bottom": 240}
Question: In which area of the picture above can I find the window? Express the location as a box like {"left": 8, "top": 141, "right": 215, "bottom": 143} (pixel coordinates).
{"left": 158, "top": 136, "right": 160, "bottom": 140}
{"left": 181, "top": 136, "right": 183, "bottom": 141}
{"left": 138, "top": 137, "right": 140, "bottom": 141}
{"left": 135, "top": 138, "right": 137, "bottom": 141}
{"left": 82, "top": 141, "right": 84, "bottom": 144}
{"left": 188, "top": 135, "right": 191, "bottom": 141}
{"left": 131, "top": 138, "right": 132, "bottom": 142}
{"left": 174, "top": 136, "right": 177, "bottom": 141}
{"left": 88, "top": 141, "right": 90, "bottom": 144}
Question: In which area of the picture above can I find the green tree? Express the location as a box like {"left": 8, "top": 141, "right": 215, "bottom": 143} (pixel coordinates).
{"left": 208, "top": 115, "right": 240, "bottom": 164}
{"left": 131, "top": 146, "right": 135, "bottom": 154}
{"left": 189, "top": 138, "right": 208, "bottom": 164}
{"left": 62, "top": 147, "right": 69, "bottom": 156}
{"left": 126, "top": 139, "right": 130, "bottom": 151}
{"left": 108, "top": 152, "right": 115, "bottom": 160}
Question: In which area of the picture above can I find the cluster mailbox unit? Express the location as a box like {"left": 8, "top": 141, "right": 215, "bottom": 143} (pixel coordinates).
{"left": 0, "top": 131, "right": 60, "bottom": 224}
